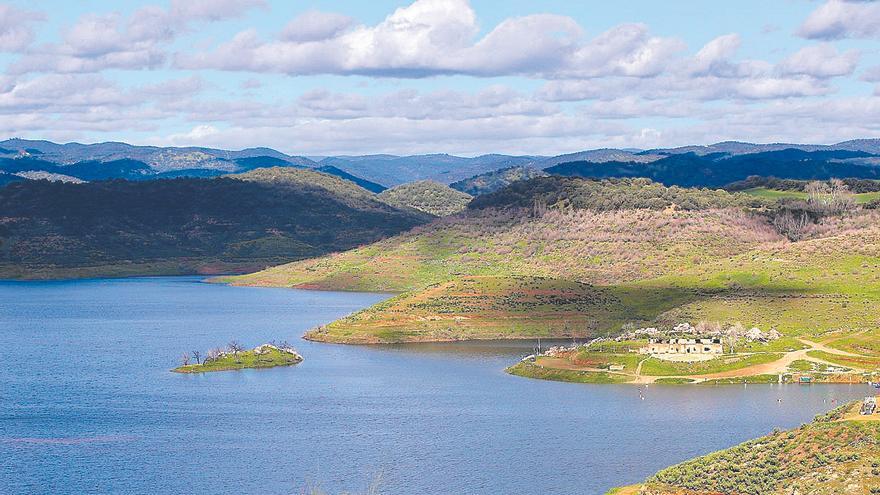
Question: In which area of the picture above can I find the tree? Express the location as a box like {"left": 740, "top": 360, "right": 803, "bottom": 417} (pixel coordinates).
{"left": 206, "top": 347, "right": 223, "bottom": 362}
{"left": 192, "top": 350, "right": 201, "bottom": 365}
{"left": 772, "top": 209, "right": 810, "bottom": 241}
{"left": 805, "top": 181, "right": 829, "bottom": 207}
{"left": 532, "top": 196, "right": 548, "bottom": 217}
{"left": 180, "top": 352, "right": 190, "bottom": 366}
{"left": 827, "top": 179, "right": 856, "bottom": 213}
{"left": 723, "top": 323, "right": 745, "bottom": 353}
{"left": 227, "top": 340, "right": 244, "bottom": 355}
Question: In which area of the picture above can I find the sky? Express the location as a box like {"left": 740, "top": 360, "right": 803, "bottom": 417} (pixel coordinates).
{"left": 1, "top": 0, "right": 880, "bottom": 156}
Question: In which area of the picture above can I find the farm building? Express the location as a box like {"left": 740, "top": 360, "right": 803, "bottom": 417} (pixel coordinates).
{"left": 639, "top": 338, "right": 723, "bottom": 356}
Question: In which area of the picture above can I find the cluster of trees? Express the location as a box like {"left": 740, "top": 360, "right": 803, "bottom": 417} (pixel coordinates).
{"left": 469, "top": 176, "right": 765, "bottom": 212}
{"left": 180, "top": 340, "right": 246, "bottom": 366}
{"left": 770, "top": 179, "right": 859, "bottom": 241}
{"left": 377, "top": 180, "right": 473, "bottom": 217}
{"left": 181, "top": 339, "right": 300, "bottom": 366}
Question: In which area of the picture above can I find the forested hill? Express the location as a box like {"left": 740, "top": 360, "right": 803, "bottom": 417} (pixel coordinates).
{"left": 545, "top": 149, "right": 880, "bottom": 188}
{"left": 0, "top": 168, "right": 430, "bottom": 279}
{"left": 377, "top": 180, "right": 473, "bottom": 216}
{"left": 450, "top": 166, "right": 547, "bottom": 196}
{"left": 468, "top": 176, "right": 764, "bottom": 211}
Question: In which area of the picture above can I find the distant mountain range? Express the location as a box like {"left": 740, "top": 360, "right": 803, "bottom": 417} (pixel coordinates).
{"left": 3, "top": 138, "right": 880, "bottom": 191}
{"left": 547, "top": 149, "right": 880, "bottom": 188}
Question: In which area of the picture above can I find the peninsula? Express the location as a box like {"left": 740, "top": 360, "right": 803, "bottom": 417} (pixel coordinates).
{"left": 507, "top": 322, "right": 879, "bottom": 385}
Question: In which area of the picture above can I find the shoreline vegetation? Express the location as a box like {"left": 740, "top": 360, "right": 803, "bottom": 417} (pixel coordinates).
{"left": 172, "top": 342, "right": 303, "bottom": 373}
{"left": 605, "top": 399, "right": 880, "bottom": 495}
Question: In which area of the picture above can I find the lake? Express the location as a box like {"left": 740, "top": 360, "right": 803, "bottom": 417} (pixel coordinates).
{"left": 0, "top": 277, "right": 872, "bottom": 495}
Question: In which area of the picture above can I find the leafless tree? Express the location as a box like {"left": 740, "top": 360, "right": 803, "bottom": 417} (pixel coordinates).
{"left": 532, "top": 197, "right": 548, "bottom": 218}
{"left": 723, "top": 322, "right": 745, "bottom": 353}
{"left": 805, "top": 180, "right": 829, "bottom": 207}
{"left": 192, "top": 350, "right": 201, "bottom": 365}
{"left": 772, "top": 210, "right": 811, "bottom": 241}
{"left": 227, "top": 340, "right": 244, "bottom": 355}
{"left": 206, "top": 347, "right": 223, "bottom": 362}
{"left": 180, "top": 352, "right": 190, "bottom": 366}
{"left": 828, "top": 179, "right": 856, "bottom": 213}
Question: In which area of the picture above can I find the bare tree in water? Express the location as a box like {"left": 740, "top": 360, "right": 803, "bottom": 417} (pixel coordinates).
{"left": 180, "top": 352, "right": 190, "bottom": 366}
{"left": 191, "top": 350, "right": 201, "bottom": 365}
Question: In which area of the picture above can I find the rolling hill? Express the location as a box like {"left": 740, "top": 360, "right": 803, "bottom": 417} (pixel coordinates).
{"left": 377, "top": 180, "right": 473, "bottom": 216}
{"left": 223, "top": 176, "right": 880, "bottom": 351}
{"left": 450, "top": 166, "right": 547, "bottom": 196}
{"left": 613, "top": 401, "right": 880, "bottom": 495}
{"left": 0, "top": 167, "right": 430, "bottom": 279}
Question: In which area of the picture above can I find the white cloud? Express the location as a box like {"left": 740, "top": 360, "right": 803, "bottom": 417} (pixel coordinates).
{"left": 861, "top": 65, "right": 880, "bottom": 82}
{"left": 777, "top": 43, "right": 859, "bottom": 78}
{"left": 0, "top": 5, "right": 45, "bottom": 52}
{"left": 798, "top": 0, "right": 880, "bottom": 40}
{"left": 176, "top": 0, "right": 683, "bottom": 79}
{"left": 170, "top": 0, "right": 266, "bottom": 22}
{"left": 9, "top": 1, "right": 265, "bottom": 74}
{"left": 688, "top": 34, "right": 741, "bottom": 76}
{"left": 280, "top": 10, "right": 354, "bottom": 42}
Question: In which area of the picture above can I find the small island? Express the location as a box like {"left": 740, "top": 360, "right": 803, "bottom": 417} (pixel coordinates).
{"left": 172, "top": 341, "right": 303, "bottom": 373}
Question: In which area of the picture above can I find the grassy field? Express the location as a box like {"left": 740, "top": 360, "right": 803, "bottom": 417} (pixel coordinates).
{"left": 304, "top": 276, "right": 697, "bottom": 343}
{"left": 806, "top": 350, "right": 880, "bottom": 371}
{"left": 172, "top": 347, "right": 302, "bottom": 373}
{"left": 506, "top": 361, "right": 634, "bottom": 384}
{"left": 742, "top": 186, "right": 880, "bottom": 204}
{"left": 616, "top": 401, "right": 880, "bottom": 495}
{"left": 639, "top": 353, "right": 782, "bottom": 376}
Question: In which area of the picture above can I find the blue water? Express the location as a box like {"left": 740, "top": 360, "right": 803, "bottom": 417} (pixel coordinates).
{"left": 0, "top": 277, "right": 872, "bottom": 495}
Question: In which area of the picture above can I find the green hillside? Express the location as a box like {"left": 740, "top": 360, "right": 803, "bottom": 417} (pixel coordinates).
{"left": 377, "top": 180, "right": 473, "bottom": 216}
{"left": 0, "top": 167, "right": 430, "bottom": 279}
{"left": 616, "top": 401, "right": 880, "bottom": 495}
{"left": 224, "top": 176, "right": 880, "bottom": 353}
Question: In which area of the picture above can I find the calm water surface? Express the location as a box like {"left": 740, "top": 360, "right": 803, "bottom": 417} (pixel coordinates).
{"left": 0, "top": 277, "right": 872, "bottom": 495}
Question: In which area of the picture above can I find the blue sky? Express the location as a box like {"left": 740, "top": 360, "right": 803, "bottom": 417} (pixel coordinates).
{"left": 1, "top": 0, "right": 879, "bottom": 155}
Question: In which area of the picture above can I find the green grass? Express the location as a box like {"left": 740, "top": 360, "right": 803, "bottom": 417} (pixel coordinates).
{"left": 640, "top": 353, "right": 782, "bottom": 376}
{"left": 654, "top": 377, "right": 697, "bottom": 384}
{"left": 741, "top": 187, "right": 809, "bottom": 200}
{"left": 506, "top": 361, "right": 633, "bottom": 384}
{"left": 806, "top": 350, "right": 880, "bottom": 371}
{"left": 304, "top": 276, "right": 698, "bottom": 343}
{"left": 700, "top": 374, "right": 782, "bottom": 385}
{"left": 172, "top": 348, "right": 302, "bottom": 373}
{"left": 788, "top": 359, "right": 850, "bottom": 373}
{"left": 742, "top": 187, "right": 880, "bottom": 204}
